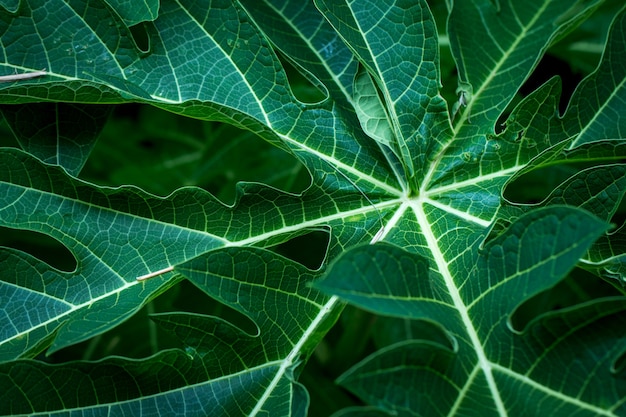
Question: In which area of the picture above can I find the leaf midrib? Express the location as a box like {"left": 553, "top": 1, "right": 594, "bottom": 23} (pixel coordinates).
{"left": 0, "top": 273, "right": 150, "bottom": 351}
{"left": 0, "top": 181, "right": 402, "bottom": 350}
{"left": 174, "top": 0, "right": 270, "bottom": 126}
{"left": 492, "top": 364, "right": 618, "bottom": 416}
{"left": 248, "top": 190, "right": 403, "bottom": 415}
{"left": 276, "top": 131, "right": 403, "bottom": 195}
{"left": 453, "top": 1, "right": 551, "bottom": 136}
{"left": 570, "top": 75, "right": 626, "bottom": 148}
{"left": 4, "top": 178, "right": 400, "bottom": 249}
{"left": 411, "top": 197, "right": 507, "bottom": 415}
{"left": 54, "top": 2, "right": 125, "bottom": 78}
{"left": 249, "top": 295, "right": 340, "bottom": 416}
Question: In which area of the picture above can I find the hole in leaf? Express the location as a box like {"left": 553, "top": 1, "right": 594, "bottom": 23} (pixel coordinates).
{"left": 497, "top": 52, "right": 587, "bottom": 131}
{"left": 128, "top": 23, "right": 150, "bottom": 54}
{"left": 46, "top": 294, "right": 181, "bottom": 362}
{"left": 45, "top": 279, "right": 258, "bottom": 362}
{"left": 481, "top": 217, "right": 512, "bottom": 248}
{"left": 509, "top": 268, "right": 622, "bottom": 333}
{"left": 269, "top": 229, "right": 330, "bottom": 270}
{"left": 276, "top": 52, "right": 327, "bottom": 104}
{"left": 0, "top": 227, "right": 77, "bottom": 272}
{"left": 111, "top": 102, "right": 141, "bottom": 120}
{"left": 0, "top": 114, "right": 20, "bottom": 148}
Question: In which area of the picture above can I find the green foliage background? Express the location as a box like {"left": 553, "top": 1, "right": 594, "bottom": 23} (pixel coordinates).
{"left": 0, "top": 0, "right": 625, "bottom": 416}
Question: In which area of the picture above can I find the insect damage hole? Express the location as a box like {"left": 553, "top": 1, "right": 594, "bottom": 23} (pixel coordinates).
{"left": 269, "top": 229, "right": 330, "bottom": 270}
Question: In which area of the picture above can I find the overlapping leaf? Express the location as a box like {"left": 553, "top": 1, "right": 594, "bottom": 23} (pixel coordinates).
{"left": 0, "top": 146, "right": 389, "bottom": 360}
{"left": 0, "top": 247, "right": 338, "bottom": 416}
{"left": 315, "top": 0, "right": 451, "bottom": 190}
{"left": 0, "top": 0, "right": 624, "bottom": 416}
{"left": 0, "top": 0, "right": 395, "bottom": 357}
{"left": 310, "top": 1, "right": 626, "bottom": 416}
{"left": 315, "top": 207, "right": 625, "bottom": 415}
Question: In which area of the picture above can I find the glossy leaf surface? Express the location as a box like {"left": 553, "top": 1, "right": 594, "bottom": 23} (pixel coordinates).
{"left": 0, "top": 1, "right": 624, "bottom": 416}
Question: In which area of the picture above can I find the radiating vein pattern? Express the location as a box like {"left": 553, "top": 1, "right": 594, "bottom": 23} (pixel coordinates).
{"left": 1, "top": 0, "right": 625, "bottom": 416}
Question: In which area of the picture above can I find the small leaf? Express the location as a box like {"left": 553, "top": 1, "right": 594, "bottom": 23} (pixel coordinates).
{"left": 353, "top": 66, "right": 396, "bottom": 150}
{"left": 0, "top": 248, "right": 340, "bottom": 416}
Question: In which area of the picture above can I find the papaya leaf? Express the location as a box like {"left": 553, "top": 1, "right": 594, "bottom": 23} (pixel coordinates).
{"left": 315, "top": 207, "right": 621, "bottom": 415}
{"left": 0, "top": 1, "right": 624, "bottom": 415}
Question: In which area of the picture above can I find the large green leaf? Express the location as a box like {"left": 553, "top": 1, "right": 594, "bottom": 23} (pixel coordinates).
{"left": 0, "top": 0, "right": 624, "bottom": 415}
{"left": 0, "top": 146, "right": 385, "bottom": 359}
{"left": 0, "top": 247, "right": 338, "bottom": 415}
{"left": 315, "top": 0, "right": 450, "bottom": 191}
{"left": 315, "top": 207, "right": 623, "bottom": 415}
